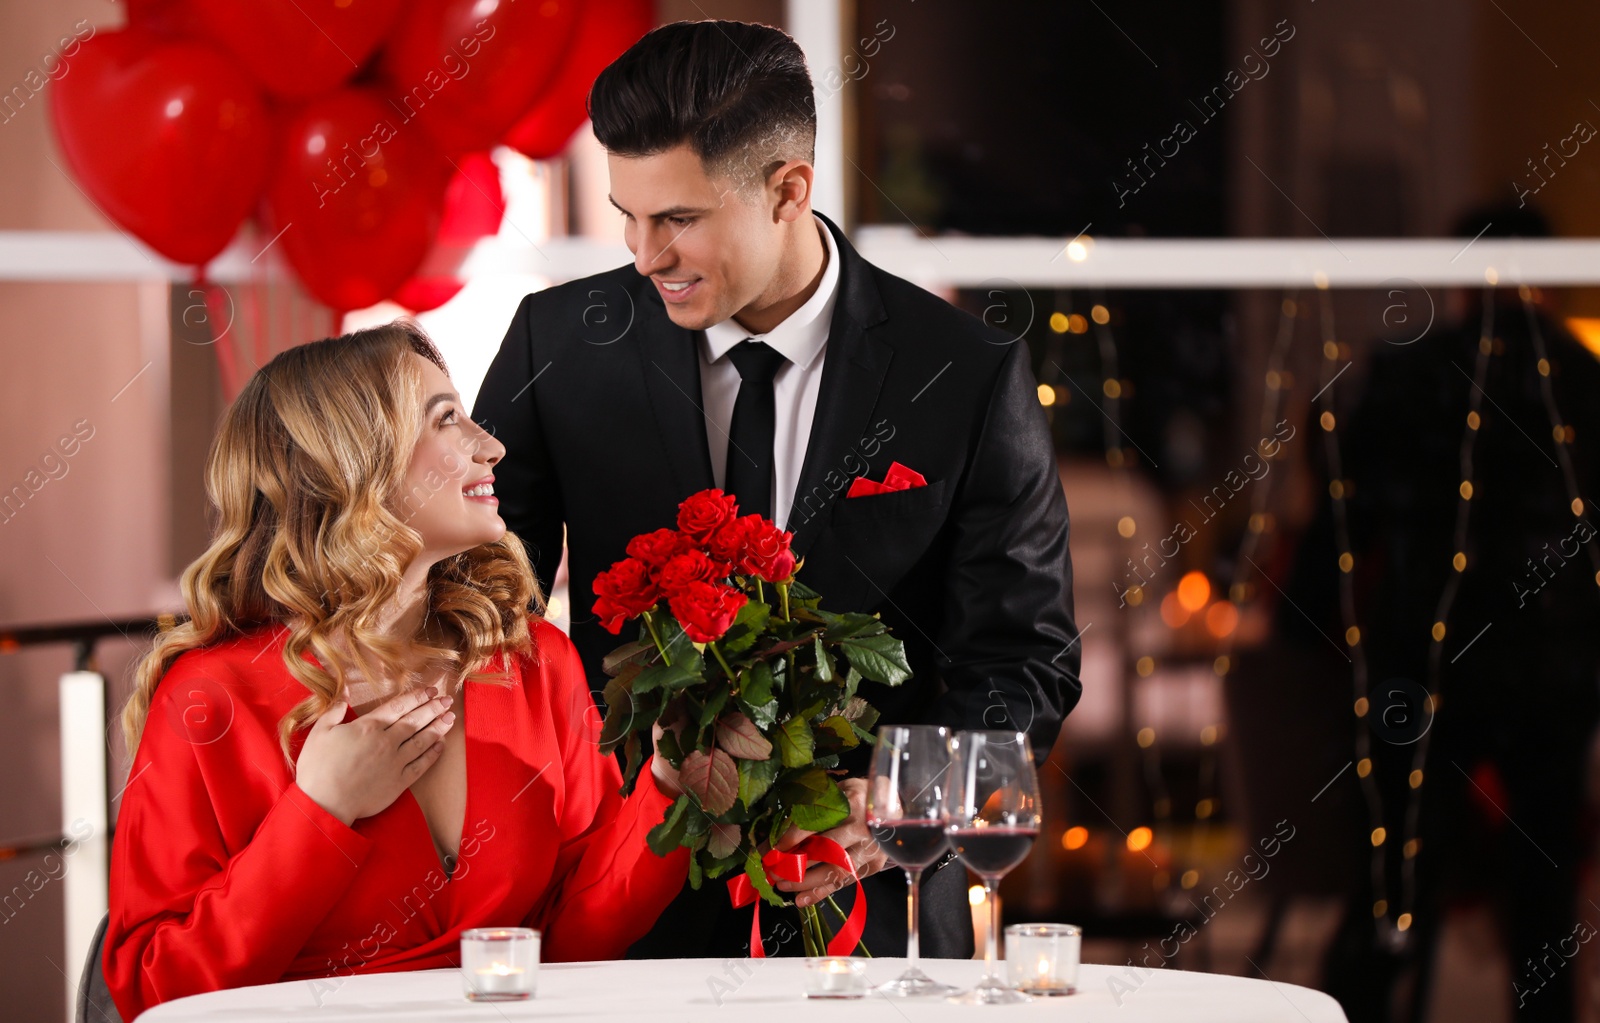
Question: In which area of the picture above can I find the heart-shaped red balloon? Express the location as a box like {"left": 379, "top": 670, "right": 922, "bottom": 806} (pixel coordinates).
{"left": 49, "top": 30, "right": 272, "bottom": 266}
{"left": 382, "top": 0, "right": 581, "bottom": 155}
{"left": 262, "top": 89, "right": 448, "bottom": 311}
{"left": 189, "top": 0, "right": 403, "bottom": 100}
{"left": 393, "top": 151, "right": 505, "bottom": 312}
{"left": 505, "top": 0, "right": 651, "bottom": 160}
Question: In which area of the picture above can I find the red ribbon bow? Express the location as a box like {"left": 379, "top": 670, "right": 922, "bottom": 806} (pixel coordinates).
{"left": 726, "top": 835, "right": 866, "bottom": 958}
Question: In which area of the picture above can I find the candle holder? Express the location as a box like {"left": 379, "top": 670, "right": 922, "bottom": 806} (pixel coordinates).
{"left": 803, "top": 956, "right": 870, "bottom": 999}
{"left": 1004, "top": 923, "right": 1080, "bottom": 995}
{"left": 460, "top": 927, "right": 539, "bottom": 1002}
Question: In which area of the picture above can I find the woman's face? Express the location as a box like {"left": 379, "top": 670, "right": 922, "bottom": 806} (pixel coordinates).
{"left": 397, "top": 353, "right": 507, "bottom": 561}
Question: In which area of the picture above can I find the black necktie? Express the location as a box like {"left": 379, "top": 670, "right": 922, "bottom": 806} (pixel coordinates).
{"left": 724, "top": 339, "right": 788, "bottom": 520}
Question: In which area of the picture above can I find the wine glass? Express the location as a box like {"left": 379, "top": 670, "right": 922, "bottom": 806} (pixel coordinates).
{"left": 945, "top": 730, "right": 1042, "bottom": 1005}
{"left": 865, "top": 725, "right": 959, "bottom": 998}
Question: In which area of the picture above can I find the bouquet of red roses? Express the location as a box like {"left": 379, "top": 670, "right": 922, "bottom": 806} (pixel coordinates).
{"left": 592, "top": 489, "right": 911, "bottom": 956}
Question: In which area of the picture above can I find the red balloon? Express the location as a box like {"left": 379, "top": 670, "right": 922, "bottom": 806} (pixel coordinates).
{"left": 123, "top": 0, "right": 204, "bottom": 37}
{"left": 382, "top": 0, "right": 581, "bottom": 155}
{"left": 189, "top": 0, "right": 403, "bottom": 100}
{"left": 393, "top": 151, "right": 505, "bottom": 312}
{"left": 263, "top": 89, "right": 448, "bottom": 311}
{"left": 49, "top": 30, "right": 272, "bottom": 266}
{"left": 505, "top": 0, "right": 651, "bottom": 160}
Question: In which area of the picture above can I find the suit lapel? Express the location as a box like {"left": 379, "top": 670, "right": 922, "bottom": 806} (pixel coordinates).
{"left": 786, "top": 213, "right": 891, "bottom": 557}
{"left": 635, "top": 277, "right": 717, "bottom": 500}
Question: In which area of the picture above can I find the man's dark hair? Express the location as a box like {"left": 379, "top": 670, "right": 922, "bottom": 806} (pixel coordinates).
{"left": 588, "top": 20, "right": 816, "bottom": 191}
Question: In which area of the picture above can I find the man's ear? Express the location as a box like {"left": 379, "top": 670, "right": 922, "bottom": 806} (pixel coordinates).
{"left": 769, "top": 160, "right": 815, "bottom": 223}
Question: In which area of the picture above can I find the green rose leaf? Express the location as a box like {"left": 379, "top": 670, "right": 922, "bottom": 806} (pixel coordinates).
{"left": 819, "top": 714, "right": 859, "bottom": 748}
{"left": 738, "top": 754, "right": 781, "bottom": 807}
{"left": 631, "top": 655, "right": 703, "bottom": 694}
{"left": 708, "top": 821, "right": 742, "bottom": 860}
{"left": 597, "top": 663, "right": 643, "bottom": 754}
{"left": 813, "top": 635, "right": 833, "bottom": 683}
{"left": 777, "top": 715, "right": 815, "bottom": 768}
{"left": 838, "top": 632, "right": 912, "bottom": 686}
{"left": 714, "top": 711, "right": 774, "bottom": 760}
{"left": 680, "top": 747, "right": 739, "bottom": 816}
{"left": 602, "top": 638, "right": 655, "bottom": 676}
{"left": 743, "top": 845, "right": 785, "bottom": 907}
{"left": 646, "top": 794, "right": 693, "bottom": 856}
{"left": 782, "top": 768, "right": 850, "bottom": 833}
{"left": 697, "top": 688, "right": 731, "bottom": 729}
{"left": 721, "top": 601, "right": 772, "bottom": 657}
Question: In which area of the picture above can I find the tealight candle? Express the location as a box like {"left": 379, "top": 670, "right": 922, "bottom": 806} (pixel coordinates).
{"left": 460, "top": 927, "right": 538, "bottom": 1002}
{"left": 804, "top": 956, "right": 869, "bottom": 999}
{"left": 1004, "top": 923, "right": 1080, "bottom": 995}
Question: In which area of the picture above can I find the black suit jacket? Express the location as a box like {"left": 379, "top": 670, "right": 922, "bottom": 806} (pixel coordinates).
{"left": 473, "top": 211, "right": 1081, "bottom": 955}
{"left": 467, "top": 216, "right": 1081, "bottom": 960}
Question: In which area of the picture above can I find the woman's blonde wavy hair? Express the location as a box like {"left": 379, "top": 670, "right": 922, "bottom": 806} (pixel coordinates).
{"left": 122, "top": 320, "right": 544, "bottom": 763}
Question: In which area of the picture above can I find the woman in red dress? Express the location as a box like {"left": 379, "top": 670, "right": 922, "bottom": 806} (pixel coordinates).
{"left": 104, "top": 322, "right": 689, "bottom": 1020}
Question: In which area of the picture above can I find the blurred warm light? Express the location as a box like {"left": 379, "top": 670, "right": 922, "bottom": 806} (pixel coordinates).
{"left": 1180, "top": 869, "right": 1199, "bottom": 889}
{"left": 1062, "top": 826, "right": 1089, "bottom": 851}
{"left": 1176, "top": 571, "right": 1210, "bottom": 613}
{"left": 1356, "top": 757, "right": 1372, "bottom": 777}
{"left": 1195, "top": 798, "right": 1214, "bottom": 819}
{"left": 1431, "top": 621, "right": 1446, "bottom": 642}
{"left": 1102, "top": 378, "right": 1122, "bottom": 398}
{"left": 1037, "top": 383, "right": 1056, "bottom": 405}
{"left": 546, "top": 596, "right": 563, "bottom": 618}
{"left": 1135, "top": 656, "right": 1155, "bottom": 677}
{"left": 1117, "top": 515, "right": 1136, "bottom": 538}
{"left": 1203, "top": 601, "right": 1238, "bottom": 638}
{"left": 1068, "top": 313, "right": 1089, "bottom": 334}
{"left": 1049, "top": 311, "right": 1069, "bottom": 333}
{"left": 1199, "top": 725, "right": 1218, "bottom": 746}
{"left": 1136, "top": 727, "right": 1155, "bottom": 748}
{"left": 1124, "top": 584, "right": 1144, "bottom": 606}
{"left": 1568, "top": 318, "right": 1600, "bottom": 359}
{"left": 1354, "top": 697, "right": 1369, "bottom": 717}
{"left": 1397, "top": 912, "right": 1413, "bottom": 932}
{"left": 1091, "top": 303, "right": 1110, "bottom": 325}
{"left": 1159, "top": 593, "right": 1189, "bottom": 629}
{"left": 1371, "top": 827, "right": 1387, "bottom": 847}
{"left": 1409, "top": 769, "right": 1424, "bottom": 789}
{"left": 968, "top": 885, "right": 986, "bottom": 906}
{"left": 1065, "top": 236, "right": 1092, "bottom": 261}
{"left": 1346, "top": 626, "right": 1361, "bottom": 646}
{"left": 1126, "top": 827, "right": 1153, "bottom": 853}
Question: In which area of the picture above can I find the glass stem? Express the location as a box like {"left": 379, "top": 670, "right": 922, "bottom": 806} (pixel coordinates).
{"left": 984, "top": 879, "right": 1000, "bottom": 981}
{"left": 905, "top": 868, "right": 923, "bottom": 967}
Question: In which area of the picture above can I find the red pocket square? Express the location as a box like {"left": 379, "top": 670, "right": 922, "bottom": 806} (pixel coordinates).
{"left": 847, "top": 461, "right": 927, "bottom": 497}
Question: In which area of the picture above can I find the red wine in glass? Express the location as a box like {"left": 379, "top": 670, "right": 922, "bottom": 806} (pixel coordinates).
{"left": 868, "top": 819, "right": 950, "bottom": 869}
{"left": 948, "top": 825, "right": 1039, "bottom": 875}
{"left": 866, "top": 725, "right": 958, "bottom": 998}
{"left": 945, "top": 730, "right": 1042, "bottom": 1005}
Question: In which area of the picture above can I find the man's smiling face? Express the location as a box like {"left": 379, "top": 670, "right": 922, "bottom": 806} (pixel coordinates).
{"left": 607, "top": 144, "right": 783, "bottom": 332}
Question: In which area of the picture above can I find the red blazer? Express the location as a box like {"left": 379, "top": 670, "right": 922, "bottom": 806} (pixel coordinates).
{"left": 104, "top": 617, "right": 688, "bottom": 1021}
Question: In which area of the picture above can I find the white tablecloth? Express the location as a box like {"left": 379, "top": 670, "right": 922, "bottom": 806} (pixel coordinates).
{"left": 141, "top": 957, "right": 1348, "bottom": 1022}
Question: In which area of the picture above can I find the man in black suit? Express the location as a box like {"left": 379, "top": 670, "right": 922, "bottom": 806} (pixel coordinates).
{"left": 472, "top": 19, "right": 1080, "bottom": 960}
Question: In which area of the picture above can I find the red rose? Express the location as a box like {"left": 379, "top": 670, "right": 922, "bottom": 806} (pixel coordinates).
{"left": 626, "top": 527, "right": 690, "bottom": 569}
{"left": 677, "top": 489, "right": 739, "bottom": 543}
{"left": 657, "top": 549, "right": 728, "bottom": 595}
{"left": 705, "top": 515, "right": 758, "bottom": 566}
{"left": 591, "top": 557, "right": 659, "bottom": 634}
{"left": 668, "top": 581, "right": 748, "bottom": 643}
{"left": 744, "top": 519, "right": 796, "bottom": 583}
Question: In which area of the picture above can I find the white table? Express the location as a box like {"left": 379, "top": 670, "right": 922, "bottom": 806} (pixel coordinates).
{"left": 142, "top": 957, "right": 1349, "bottom": 1021}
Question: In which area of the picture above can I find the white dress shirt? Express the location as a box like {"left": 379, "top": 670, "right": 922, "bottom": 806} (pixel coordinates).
{"left": 700, "top": 214, "right": 840, "bottom": 530}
